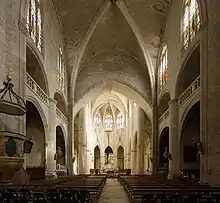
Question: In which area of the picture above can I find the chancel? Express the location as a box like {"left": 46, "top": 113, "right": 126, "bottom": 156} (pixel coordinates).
{"left": 0, "top": 0, "right": 220, "bottom": 202}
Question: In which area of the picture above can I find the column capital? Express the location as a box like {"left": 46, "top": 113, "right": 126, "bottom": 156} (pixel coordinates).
{"left": 48, "top": 98, "right": 57, "bottom": 105}
{"left": 168, "top": 98, "right": 178, "bottom": 106}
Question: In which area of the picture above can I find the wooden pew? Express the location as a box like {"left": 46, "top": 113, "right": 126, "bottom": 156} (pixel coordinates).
{"left": 0, "top": 175, "right": 107, "bottom": 203}
{"left": 118, "top": 175, "right": 220, "bottom": 203}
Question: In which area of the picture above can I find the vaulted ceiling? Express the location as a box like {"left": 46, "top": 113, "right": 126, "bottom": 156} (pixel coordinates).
{"left": 52, "top": 0, "right": 171, "bottom": 104}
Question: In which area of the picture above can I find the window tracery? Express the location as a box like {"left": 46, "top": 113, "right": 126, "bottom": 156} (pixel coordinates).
{"left": 57, "top": 47, "right": 65, "bottom": 91}
{"left": 94, "top": 113, "right": 101, "bottom": 128}
{"left": 27, "top": 0, "right": 43, "bottom": 53}
{"left": 182, "top": 0, "right": 200, "bottom": 49}
{"left": 117, "top": 112, "right": 124, "bottom": 129}
{"left": 159, "top": 44, "right": 168, "bottom": 90}
{"left": 104, "top": 106, "right": 113, "bottom": 131}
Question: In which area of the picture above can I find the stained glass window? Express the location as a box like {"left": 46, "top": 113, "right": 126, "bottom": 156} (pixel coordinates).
{"left": 57, "top": 47, "right": 65, "bottom": 91}
{"left": 94, "top": 114, "right": 101, "bottom": 128}
{"left": 105, "top": 106, "right": 113, "bottom": 131}
{"left": 26, "top": 0, "right": 43, "bottom": 53}
{"left": 159, "top": 44, "right": 168, "bottom": 90}
{"left": 182, "top": 0, "right": 200, "bottom": 50}
{"left": 116, "top": 112, "right": 124, "bottom": 129}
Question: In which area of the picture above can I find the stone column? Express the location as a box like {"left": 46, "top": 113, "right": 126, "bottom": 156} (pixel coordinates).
{"left": 136, "top": 107, "right": 145, "bottom": 174}
{"left": 130, "top": 102, "right": 137, "bottom": 174}
{"left": 67, "top": 106, "right": 73, "bottom": 175}
{"left": 85, "top": 103, "right": 92, "bottom": 174}
{"left": 200, "top": 1, "right": 220, "bottom": 185}
{"left": 78, "top": 108, "right": 87, "bottom": 174}
{"left": 168, "top": 99, "right": 179, "bottom": 178}
{"left": 152, "top": 91, "right": 158, "bottom": 175}
{"left": 46, "top": 98, "right": 57, "bottom": 175}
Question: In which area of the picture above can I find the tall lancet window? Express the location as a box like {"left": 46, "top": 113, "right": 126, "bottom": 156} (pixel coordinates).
{"left": 159, "top": 44, "right": 168, "bottom": 90}
{"left": 26, "top": 0, "right": 43, "bottom": 53}
{"left": 57, "top": 47, "right": 65, "bottom": 91}
{"left": 94, "top": 113, "right": 101, "bottom": 128}
{"left": 116, "top": 112, "right": 124, "bottom": 129}
{"left": 182, "top": 0, "right": 200, "bottom": 50}
{"left": 104, "top": 105, "right": 113, "bottom": 131}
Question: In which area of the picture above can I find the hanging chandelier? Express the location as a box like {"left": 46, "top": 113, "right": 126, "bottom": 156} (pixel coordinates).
{"left": 0, "top": 75, "right": 26, "bottom": 116}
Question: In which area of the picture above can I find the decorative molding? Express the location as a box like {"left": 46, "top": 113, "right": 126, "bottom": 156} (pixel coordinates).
{"left": 152, "top": 0, "right": 172, "bottom": 15}
{"left": 18, "top": 20, "right": 28, "bottom": 36}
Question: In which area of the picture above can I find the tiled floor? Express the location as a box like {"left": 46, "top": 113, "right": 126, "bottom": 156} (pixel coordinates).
{"left": 98, "top": 178, "right": 130, "bottom": 203}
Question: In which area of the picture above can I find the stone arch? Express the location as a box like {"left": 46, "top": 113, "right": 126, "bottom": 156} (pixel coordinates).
{"left": 158, "top": 91, "right": 170, "bottom": 118}
{"left": 92, "top": 92, "right": 126, "bottom": 118}
{"left": 159, "top": 127, "right": 169, "bottom": 168}
{"left": 116, "top": 1, "right": 155, "bottom": 87}
{"left": 175, "top": 44, "right": 200, "bottom": 98}
{"left": 75, "top": 51, "right": 152, "bottom": 104}
{"left": 180, "top": 101, "right": 200, "bottom": 179}
{"left": 56, "top": 126, "right": 66, "bottom": 166}
{"left": 26, "top": 95, "right": 48, "bottom": 129}
{"left": 104, "top": 146, "right": 113, "bottom": 165}
{"left": 179, "top": 97, "right": 200, "bottom": 134}
{"left": 94, "top": 145, "right": 101, "bottom": 171}
{"left": 117, "top": 146, "right": 124, "bottom": 170}
{"left": 73, "top": 80, "right": 152, "bottom": 122}
{"left": 70, "top": 0, "right": 154, "bottom": 103}
{"left": 26, "top": 44, "right": 49, "bottom": 95}
{"left": 26, "top": 101, "right": 46, "bottom": 178}
{"left": 54, "top": 91, "right": 67, "bottom": 116}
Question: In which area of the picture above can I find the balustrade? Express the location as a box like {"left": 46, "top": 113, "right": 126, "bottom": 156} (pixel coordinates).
{"left": 178, "top": 76, "right": 200, "bottom": 106}
{"left": 158, "top": 109, "right": 169, "bottom": 124}
{"left": 26, "top": 73, "right": 48, "bottom": 105}
{"left": 56, "top": 107, "right": 68, "bottom": 125}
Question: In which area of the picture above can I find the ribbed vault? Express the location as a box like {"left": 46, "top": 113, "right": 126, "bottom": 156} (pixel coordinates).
{"left": 52, "top": 0, "right": 170, "bottom": 105}
{"left": 75, "top": 51, "right": 152, "bottom": 104}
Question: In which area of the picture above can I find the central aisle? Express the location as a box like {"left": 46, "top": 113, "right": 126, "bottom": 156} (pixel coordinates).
{"left": 98, "top": 178, "right": 130, "bottom": 203}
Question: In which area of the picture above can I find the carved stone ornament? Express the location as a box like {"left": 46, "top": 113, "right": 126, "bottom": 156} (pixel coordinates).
{"left": 18, "top": 20, "right": 28, "bottom": 36}
{"left": 152, "top": 0, "right": 172, "bottom": 14}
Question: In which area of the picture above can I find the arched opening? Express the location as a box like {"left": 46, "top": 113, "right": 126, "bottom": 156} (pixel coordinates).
{"left": 104, "top": 146, "right": 113, "bottom": 165}
{"left": 177, "top": 45, "right": 200, "bottom": 97}
{"left": 117, "top": 146, "right": 124, "bottom": 171}
{"left": 26, "top": 101, "right": 45, "bottom": 179}
{"left": 26, "top": 46, "right": 48, "bottom": 94}
{"left": 56, "top": 126, "right": 66, "bottom": 166}
{"left": 158, "top": 127, "right": 169, "bottom": 176}
{"left": 54, "top": 92, "right": 66, "bottom": 116}
{"left": 94, "top": 146, "right": 101, "bottom": 171}
{"left": 180, "top": 101, "right": 200, "bottom": 180}
{"left": 158, "top": 92, "right": 170, "bottom": 118}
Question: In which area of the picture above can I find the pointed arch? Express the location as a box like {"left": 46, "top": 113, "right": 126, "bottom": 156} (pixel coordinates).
{"left": 94, "top": 145, "right": 101, "bottom": 170}
{"left": 104, "top": 104, "right": 114, "bottom": 131}
{"left": 70, "top": 0, "right": 154, "bottom": 102}
{"left": 117, "top": 145, "right": 124, "bottom": 170}
{"left": 116, "top": 1, "right": 155, "bottom": 88}
{"left": 70, "top": 1, "right": 111, "bottom": 101}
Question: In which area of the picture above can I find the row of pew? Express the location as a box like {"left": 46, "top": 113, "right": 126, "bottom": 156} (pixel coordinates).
{"left": 0, "top": 175, "right": 107, "bottom": 203}
{"left": 118, "top": 175, "right": 220, "bottom": 203}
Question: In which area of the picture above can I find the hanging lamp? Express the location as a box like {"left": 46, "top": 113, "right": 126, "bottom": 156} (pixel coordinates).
{"left": 0, "top": 75, "right": 26, "bottom": 116}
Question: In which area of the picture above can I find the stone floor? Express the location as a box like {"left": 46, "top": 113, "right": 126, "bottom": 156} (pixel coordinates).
{"left": 98, "top": 178, "right": 130, "bottom": 203}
